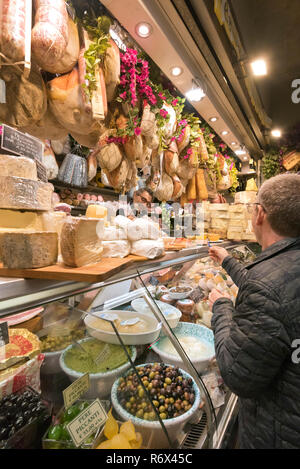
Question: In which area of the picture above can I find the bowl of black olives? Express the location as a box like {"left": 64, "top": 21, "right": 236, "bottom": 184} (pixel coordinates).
{"left": 111, "top": 363, "right": 201, "bottom": 448}
{"left": 0, "top": 387, "right": 51, "bottom": 449}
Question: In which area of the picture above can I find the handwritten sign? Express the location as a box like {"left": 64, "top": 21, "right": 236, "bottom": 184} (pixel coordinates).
{"left": 0, "top": 322, "right": 9, "bottom": 348}
{"left": 66, "top": 399, "right": 108, "bottom": 447}
{"left": 0, "top": 124, "right": 47, "bottom": 181}
{"left": 63, "top": 373, "right": 90, "bottom": 409}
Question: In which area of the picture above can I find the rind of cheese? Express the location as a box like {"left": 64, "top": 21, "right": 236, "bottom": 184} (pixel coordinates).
{"left": 60, "top": 217, "right": 103, "bottom": 267}
{"left": 0, "top": 155, "right": 38, "bottom": 180}
{"left": 0, "top": 176, "right": 53, "bottom": 211}
{"left": 0, "top": 232, "right": 58, "bottom": 269}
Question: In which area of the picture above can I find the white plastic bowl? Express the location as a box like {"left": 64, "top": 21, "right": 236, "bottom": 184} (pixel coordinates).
{"left": 84, "top": 310, "right": 162, "bottom": 345}
{"left": 168, "top": 286, "right": 193, "bottom": 300}
{"left": 152, "top": 323, "right": 215, "bottom": 374}
{"left": 111, "top": 363, "right": 201, "bottom": 449}
{"left": 59, "top": 338, "right": 137, "bottom": 399}
{"left": 131, "top": 299, "right": 182, "bottom": 329}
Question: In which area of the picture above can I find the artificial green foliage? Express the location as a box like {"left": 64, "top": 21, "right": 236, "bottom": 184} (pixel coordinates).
{"left": 261, "top": 149, "right": 281, "bottom": 179}
{"left": 80, "top": 16, "right": 112, "bottom": 101}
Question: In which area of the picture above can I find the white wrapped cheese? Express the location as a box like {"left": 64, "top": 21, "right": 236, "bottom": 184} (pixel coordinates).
{"left": 60, "top": 217, "right": 103, "bottom": 267}
{"left": 127, "top": 218, "right": 160, "bottom": 242}
{"left": 114, "top": 215, "right": 133, "bottom": 234}
{"left": 102, "top": 226, "right": 127, "bottom": 241}
{"left": 102, "top": 240, "right": 131, "bottom": 258}
{"left": 131, "top": 239, "right": 165, "bottom": 259}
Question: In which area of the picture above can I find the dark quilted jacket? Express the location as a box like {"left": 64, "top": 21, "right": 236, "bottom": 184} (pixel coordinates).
{"left": 211, "top": 237, "right": 300, "bottom": 449}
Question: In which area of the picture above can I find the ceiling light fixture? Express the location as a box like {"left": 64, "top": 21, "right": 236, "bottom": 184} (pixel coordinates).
{"left": 135, "top": 22, "right": 153, "bottom": 38}
{"left": 250, "top": 59, "right": 267, "bottom": 76}
{"left": 235, "top": 145, "right": 247, "bottom": 156}
{"left": 209, "top": 117, "right": 218, "bottom": 122}
{"left": 186, "top": 79, "right": 206, "bottom": 102}
{"left": 221, "top": 131, "right": 229, "bottom": 136}
{"left": 271, "top": 129, "right": 282, "bottom": 138}
{"left": 231, "top": 142, "right": 237, "bottom": 145}
{"left": 171, "top": 66, "right": 183, "bottom": 77}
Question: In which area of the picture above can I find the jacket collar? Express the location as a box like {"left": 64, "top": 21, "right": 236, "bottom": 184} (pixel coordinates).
{"left": 246, "top": 237, "right": 300, "bottom": 270}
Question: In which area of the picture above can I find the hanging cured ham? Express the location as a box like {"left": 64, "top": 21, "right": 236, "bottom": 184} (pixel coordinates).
{"left": 31, "top": 0, "right": 69, "bottom": 71}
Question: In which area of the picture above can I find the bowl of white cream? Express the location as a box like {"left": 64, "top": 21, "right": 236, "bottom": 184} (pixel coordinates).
{"left": 151, "top": 322, "right": 215, "bottom": 373}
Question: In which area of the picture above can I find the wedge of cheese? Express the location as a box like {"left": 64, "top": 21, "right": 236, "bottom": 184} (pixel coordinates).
{"left": 0, "top": 232, "right": 58, "bottom": 269}
{"left": 86, "top": 204, "right": 107, "bottom": 220}
{"left": 0, "top": 176, "right": 53, "bottom": 211}
{"left": 60, "top": 217, "right": 103, "bottom": 267}
{"left": 0, "top": 155, "right": 38, "bottom": 180}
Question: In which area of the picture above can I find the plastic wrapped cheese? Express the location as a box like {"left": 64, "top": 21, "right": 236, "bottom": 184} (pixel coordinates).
{"left": 102, "top": 240, "right": 131, "bottom": 258}
{"left": 60, "top": 217, "right": 103, "bottom": 267}
{"left": 127, "top": 218, "right": 160, "bottom": 242}
{"left": 130, "top": 239, "right": 164, "bottom": 259}
{"left": 0, "top": 176, "right": 53, "bottom": 211}
{"left": 102, "top": 226, "right": 127, "bottom": 241}
{"left": 0, "top": 155, "right": 37, "bottom": 180}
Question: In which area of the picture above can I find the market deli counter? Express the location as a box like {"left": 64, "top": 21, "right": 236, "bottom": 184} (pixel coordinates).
{"left": 0, "top": 244, "right": 254, "bottom": 449}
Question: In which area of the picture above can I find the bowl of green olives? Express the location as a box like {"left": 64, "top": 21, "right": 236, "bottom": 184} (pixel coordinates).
{"left": 111, "top": 363, "right": 201, "bottom": 448}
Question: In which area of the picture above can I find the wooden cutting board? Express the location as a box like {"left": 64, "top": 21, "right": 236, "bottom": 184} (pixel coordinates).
{"left": 0, "top": 257, "right": 136, "bottom": 283}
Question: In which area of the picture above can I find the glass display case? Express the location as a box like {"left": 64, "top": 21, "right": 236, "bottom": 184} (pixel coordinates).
{"left": 0, "top": 243, "right": 254, "bottom": 449}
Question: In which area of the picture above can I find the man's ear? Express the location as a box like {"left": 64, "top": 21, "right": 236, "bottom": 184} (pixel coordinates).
{"left": 256, "top": 205, "right": 266, "bottom": 225}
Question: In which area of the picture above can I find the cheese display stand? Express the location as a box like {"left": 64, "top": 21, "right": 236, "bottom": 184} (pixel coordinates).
{"left": 0, "top": 242, "right": 255, "bottom": 449}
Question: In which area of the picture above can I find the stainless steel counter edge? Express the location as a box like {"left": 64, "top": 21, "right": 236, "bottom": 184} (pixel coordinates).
{"left": 0, "top": 242, "right": 237, "bottom": 317}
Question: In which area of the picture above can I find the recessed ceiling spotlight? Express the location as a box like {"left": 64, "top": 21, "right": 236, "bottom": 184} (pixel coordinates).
{"left": 271, "top": 129, "right": 282, "bottom": 138}
{"left": 171, "top": 66, "right": 183, "bottom": 77}
{"left": 236, "top": 149, "right": 247, "bottom": 156}
{"left": 251, "top": 59, "right": 267, "bottom": 76}
{"left": 209, "top": 117, "right": 218, "bottom": 122}
{"left": 243, "top": 156, "right": 248, "bottom": 161}
{"left": 186, "top": 87, "right": 205, "bottom": 102}
{"left": 221, "top": 131, "right": 229, "bottom": 136}
{"left": 136, "top": 22, "right": 153, "bottom": 38}
{"left": 231, "top": 142, "right": 237, "bottom": 145}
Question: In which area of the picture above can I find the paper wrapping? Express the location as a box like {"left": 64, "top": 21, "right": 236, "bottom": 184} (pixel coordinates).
{"left": 130, "top": 239, "right": 165, "bottom": 259}
{"left": 0, "top": 328, "right": 41, "bottom": 371}
{"left": 0, "top": 354, "right": 44, "bottom": 399}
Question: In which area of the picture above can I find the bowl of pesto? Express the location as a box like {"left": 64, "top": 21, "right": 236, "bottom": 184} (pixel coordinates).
{"left": 59, "top": 337, "right": 136, "bottom": 399}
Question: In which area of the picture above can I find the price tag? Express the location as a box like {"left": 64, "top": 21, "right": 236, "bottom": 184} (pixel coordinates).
{"left": 66, "top": 399, "right": 108, "bottom": 448}
{"left": 63, "top": 373, "right": 90, "bottom": 409}
{"left": 0, "top": 124, "right": 46, "bottom": 181}
{"left": 0, "top": 322, "right": 9, "bottom": 348}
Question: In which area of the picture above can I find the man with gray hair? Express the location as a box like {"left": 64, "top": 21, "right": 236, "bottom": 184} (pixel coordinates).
{"left": 208, "top": 173, "right": 300, "bottom": 449}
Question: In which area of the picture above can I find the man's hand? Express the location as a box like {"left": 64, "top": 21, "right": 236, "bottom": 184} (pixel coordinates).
{"left": 209, "top": 247, "right": 229, "bottom": 265}
{"left": 209, "top": 288, "right": 231, "bottom": 311}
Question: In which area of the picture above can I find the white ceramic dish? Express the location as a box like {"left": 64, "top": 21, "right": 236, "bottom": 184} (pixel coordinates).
{"left": 168, "top": 286, "right": 193, "bottom": 300}
{"left": 84, "top": 310, "right": 162, "bottom": 345}
{"left": 59, "top": 338, "right": 137, "bottom": 399}
{"left": 111, "top": 363, "right": 201, "bottom": 449}
{"left": 131, "top": 298, "right": 182, "bottom": 328}
{"left": 152, "top": 322, "right": 215, "bottom": 373}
